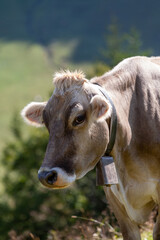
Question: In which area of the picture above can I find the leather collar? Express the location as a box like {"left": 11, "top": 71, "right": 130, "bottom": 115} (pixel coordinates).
{"left": 93, "top": 83, "right": 117, "bottom": 156}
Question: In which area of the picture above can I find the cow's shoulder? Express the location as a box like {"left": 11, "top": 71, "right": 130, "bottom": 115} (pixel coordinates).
{"left": 111, "top": 56, "right": 160, "bottom": 75}
{"left": 105, "top": 56, "right": 160, "bottom": 77}
{"left": 91, "top": 56, "right": 152, "bottom": 86}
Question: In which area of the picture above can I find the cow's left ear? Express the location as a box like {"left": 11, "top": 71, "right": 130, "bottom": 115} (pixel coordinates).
{"left": 90, "top": 95, "right": 112, "bottom": 120}
{"left": 21, "top": 102, "right": 47, "bottom": 127}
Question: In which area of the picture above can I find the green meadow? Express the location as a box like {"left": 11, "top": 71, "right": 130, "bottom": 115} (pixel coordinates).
{"left": 0, "top": 40, "right": 92, "bottom": 152}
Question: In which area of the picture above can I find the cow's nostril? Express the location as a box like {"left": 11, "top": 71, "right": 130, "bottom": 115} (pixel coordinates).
{"left": 46, "top": 171, "right": 57, "bottom": 185}
{"left": 38, "top": 170, "right": 58, "bottom": 186}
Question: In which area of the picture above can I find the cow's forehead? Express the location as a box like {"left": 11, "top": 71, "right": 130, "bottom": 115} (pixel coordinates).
{"left": 45, "top": 70, "right": 101, "bottom": 118}
{"left": 46, "top": 94, "right": 66, "bottom": 114}
{"left": 46, "top": 86, "right": 88, "bottom": 118}
{"left": 47, "top": 87, "right": 85, "bottom": 112}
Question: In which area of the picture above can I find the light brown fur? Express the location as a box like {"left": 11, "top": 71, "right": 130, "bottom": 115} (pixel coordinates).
{"left": 22, "top": 56, "right": 160, "bottom": 239}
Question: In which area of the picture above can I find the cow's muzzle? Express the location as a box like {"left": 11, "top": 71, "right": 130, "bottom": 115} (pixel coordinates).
{"left": 38, "top": 167, "right": 76, "bottom": 189}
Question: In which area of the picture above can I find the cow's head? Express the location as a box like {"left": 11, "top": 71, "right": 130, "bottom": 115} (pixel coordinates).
{"left": 21, "top": 71, "right": 112, "bottom": 189}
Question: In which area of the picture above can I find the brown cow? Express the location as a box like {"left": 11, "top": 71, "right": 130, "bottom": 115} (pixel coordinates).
{"left": 21, "top": 56, "right": 160, "bottom": 240}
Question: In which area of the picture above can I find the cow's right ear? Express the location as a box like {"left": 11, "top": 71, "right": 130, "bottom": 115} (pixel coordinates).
{"left": 21, "top": 102, "right": 47, "bottom": 127}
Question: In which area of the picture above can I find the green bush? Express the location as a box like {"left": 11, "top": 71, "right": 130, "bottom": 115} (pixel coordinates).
{"left": 0, "top": 114, "right": 113, "bottom": 239}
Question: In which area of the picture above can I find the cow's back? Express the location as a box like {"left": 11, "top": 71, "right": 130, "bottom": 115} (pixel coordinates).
{"left": 129, "top": 57, "right": 160, "bottom": 167}
{"left": 100, "top": 57, "right": 160, "bottom": 224}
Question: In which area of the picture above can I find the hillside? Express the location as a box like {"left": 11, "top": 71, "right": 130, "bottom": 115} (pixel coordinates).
{"left": 0, "top": 41, "right": 93, "bottom": 151}
{"left": 0, "top": 0, "right": 159, "bottom": 150}
{"left": 0, "top": 0, "right": 159, "bottom": 62}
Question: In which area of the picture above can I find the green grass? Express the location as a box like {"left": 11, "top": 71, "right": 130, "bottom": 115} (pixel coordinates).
{"left": 0, "top": 40, "right": 93, "bottom": 152}
{"left": 141, "top": 230, "right": 153, "bottom": 240}
{"left": 0, "top": 41, "right": 50, "bottom": 151}
{"left": 116, "top": 230, "right": 153, "bottom": 240}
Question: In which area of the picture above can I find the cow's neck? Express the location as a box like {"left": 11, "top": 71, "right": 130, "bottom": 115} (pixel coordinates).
{"left": 91, "top": 70, "right": 136, "bottom": 160}
{"left": 93, "top": 83, "right": 117, "bottom": 156}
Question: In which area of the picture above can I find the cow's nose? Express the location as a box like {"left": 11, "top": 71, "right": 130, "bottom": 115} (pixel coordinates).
{"left": 38, "top": 170, "right": 57, "bottom": 186}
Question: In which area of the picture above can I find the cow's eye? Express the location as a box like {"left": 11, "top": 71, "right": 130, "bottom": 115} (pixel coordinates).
{"left": 73, "top": 113, "right": 86, "bottom": 126}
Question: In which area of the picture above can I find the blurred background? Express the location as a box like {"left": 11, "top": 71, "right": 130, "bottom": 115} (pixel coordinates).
{"left": 0, "top": 0, "right": 158, "bottom": 239}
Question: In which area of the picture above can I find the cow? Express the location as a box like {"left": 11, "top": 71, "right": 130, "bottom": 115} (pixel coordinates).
{"left": 21, "top": 56, "right": 160, "bottom": 240}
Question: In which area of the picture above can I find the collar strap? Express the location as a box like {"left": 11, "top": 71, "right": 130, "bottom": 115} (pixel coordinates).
{"left": 93, "top": 83, "right": 117, "bottom": 156}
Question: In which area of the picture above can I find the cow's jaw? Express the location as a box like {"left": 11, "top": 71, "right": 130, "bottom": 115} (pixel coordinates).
{"left": 76, "top": 165, "right": 95, "bottom": 179}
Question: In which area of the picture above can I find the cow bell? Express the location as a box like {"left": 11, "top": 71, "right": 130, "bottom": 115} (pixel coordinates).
{"left": 96, "top": 156, "right": 118, "bottom": 187}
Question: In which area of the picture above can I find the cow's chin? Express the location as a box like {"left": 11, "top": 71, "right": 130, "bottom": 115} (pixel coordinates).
{"left": 46, "top": 184, "right": 71, "bottom": 189}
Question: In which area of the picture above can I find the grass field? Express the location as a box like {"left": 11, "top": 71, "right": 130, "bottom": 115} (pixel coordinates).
{"left": 0, "top": 40, "right": 92, "bottom": 153}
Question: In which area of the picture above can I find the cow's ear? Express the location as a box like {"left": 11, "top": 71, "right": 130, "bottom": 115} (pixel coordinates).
{"left": 21, "top": 102, "right": 47, "bottom": 127}
{"left": 90, "top": 95, "right": 112, "bottom": 120}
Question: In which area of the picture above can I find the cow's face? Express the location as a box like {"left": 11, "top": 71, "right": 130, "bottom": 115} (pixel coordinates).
{"left": 21, "top": 71, "right": 112, "bottom": 189}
